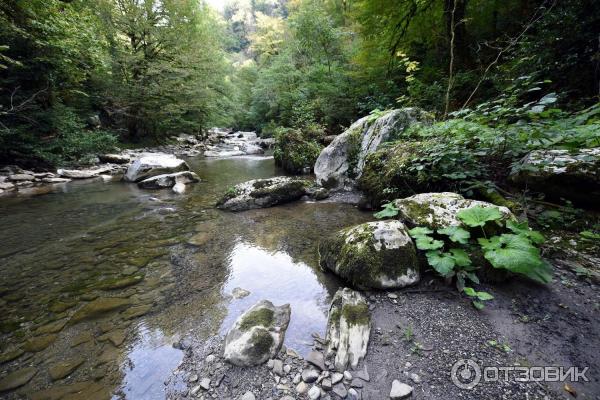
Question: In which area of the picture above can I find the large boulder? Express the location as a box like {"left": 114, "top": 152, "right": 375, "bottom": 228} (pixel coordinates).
{"left": 223, "top": 300, "right": 291, "bottom": 366}
{"left": 393, "top": 192, "right": 514, "bottom": 230}
{"left": 216, "top": 177, "right": 310, "bottom": 211}
{"left": 319, "top": 220, "right": 419, "bottom": 289}
{"left": 314, "top": 108, "right": 432, "bottom": 189}
{"left": 137, "top": 171, "right": 200, "bottom": 189}
{"left": 326, "top": 288, "right": 371, "bottom": 371}
{"left": 509, "top": 148, "right": 600, "bottom": 205}
{"left": 124, "top": 154, "right": 189, "bottom": 182}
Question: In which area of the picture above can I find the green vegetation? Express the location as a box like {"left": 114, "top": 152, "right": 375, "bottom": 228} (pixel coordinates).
{"left": 273, "top": 126, "right": 323, "bottom": 173}
{"left": 391, "top": 205, "right": 554, "bottom": 309}
{"left": 238, "top": 307, "right": 274, "bottom": 332}
{"left": 341, "top": 303, "right": 370, "bottom": 327}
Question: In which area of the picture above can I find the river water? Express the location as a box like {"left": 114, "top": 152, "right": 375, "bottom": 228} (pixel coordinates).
{"left": 0, "top": 154, "right": 370, "bottom": 399}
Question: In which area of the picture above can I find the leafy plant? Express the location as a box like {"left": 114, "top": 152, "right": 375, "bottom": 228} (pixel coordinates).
{"left": 463, "top": 287, "right": 494, "bottom": 310}
{"left": 457, "top": 206, "right": 503, "bottom": 228}
{"left": 374, "top": 202, "right": 400, "bottom": 219}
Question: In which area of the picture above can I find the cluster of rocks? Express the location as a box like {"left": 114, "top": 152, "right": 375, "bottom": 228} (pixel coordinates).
{"left": 204, "top": 128, "right": 274, "bottom": 158}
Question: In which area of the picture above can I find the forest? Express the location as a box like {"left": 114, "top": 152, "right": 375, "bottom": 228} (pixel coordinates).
{"left": 1, "top": 0, "right": 598, "bottom": 166}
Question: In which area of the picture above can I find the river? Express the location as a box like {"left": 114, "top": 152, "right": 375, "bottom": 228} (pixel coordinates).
{"left": 0, "top": 154, "right": 370, "bottom": 399}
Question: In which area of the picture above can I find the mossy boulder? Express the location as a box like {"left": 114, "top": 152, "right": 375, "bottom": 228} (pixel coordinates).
{"left": 509, "top": 148, "right": 600, "bottom": 206}
{"left": 326, "top": 288, "right": 371, "bottom": 371}
{"left": 223, "top": 300, "right": 291, "bottom": 367}
{"left": 393, "top": 192, "right": 514, "bottom": 230}
{"left": 273, "top": 128, "right": 323, "bottom": 174}
{"left": 319, "top": 220, "right": 419, "bottom": 289}
{"left": 216, "top": 177, "right": 311, "bottom": 211}
{"left": 315, "top": 108, "right": 432, "bottom": 189}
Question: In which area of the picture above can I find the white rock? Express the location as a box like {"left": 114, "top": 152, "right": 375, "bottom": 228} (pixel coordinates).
{"left": 390, "top": 380, "right": 413, "bottom": 399}
{"left": 308, "top": 386, "right": 321, "bottom": 400}
{"left": 124, "top": 154, "right": 189, "bottom": 182}
{"left": 296, "top": 381, "right": 309, "bottom": 394}
{"left": 217, "top": 177, "right": 309, "bottom": 212}
{"left": 240, "top": 391, "right": 256, "bottom": 400}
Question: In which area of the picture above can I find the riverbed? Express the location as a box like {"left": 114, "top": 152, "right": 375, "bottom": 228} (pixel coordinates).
{"left": 0, "top": 154, "right": 370, "bottom": 399}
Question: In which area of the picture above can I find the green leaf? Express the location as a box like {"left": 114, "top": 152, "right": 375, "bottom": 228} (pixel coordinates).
{"left": 437, "top": 226, "right": 471, "bottom": 244}
{"left": 463, "top": 287, "right": 476, "bottom": 296}
{"left": 374, "top": 202, "right": 400, "bottom": 219}
{"left": 472, "top": 300, "right": 485, "bottom": 310}
{"left": 476, "top": 291, "right": 494, "bottom": 301}
{"left": 457, "top": 206, "right": 503, "bottom": 227}
{"left": 478, "top": 234, "right": 553, "bottom": 284}
{"left": 408, "top": 227, "right": 434, "bottom": 238}
{"left": 464, "top": 272, "right": 480, "bottom": 284}
{"left": 580, "top": 231, "right": 600, "bottom": 240}
{"left": 415, "top": 236, "right": 444, "bottom": 250}
{"left": 506, "top": 220, "right": 545, "bottom": 244}
{"left": 426, "top": 250, "right": 456, "bottom": 276}
{"left": 449, "top": 248, "right": 471, "bottom": 267}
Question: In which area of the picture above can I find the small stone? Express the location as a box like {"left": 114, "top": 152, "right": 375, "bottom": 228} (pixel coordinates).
{"left": 241, "top": 392, "right": 256, "bottom": 400}
{"left": 189, "top": 374, "right": 199, "bottom": 383}
{"left": 190, "top": 385, "right": 201, "bottom": 396}
{"left": 390, "top": 380, "right": 413, "bottom": 399}
{"left": 356, "top": 366, "right": 370, "bottom": 382}
{"left": 332, "top": 383, "right": 347, "bottom": 398}
{"left": 387, "top": 293, "right": 398, "bottom": 299}
{"left": 206, "top": 354, "right": 216, "bottom": 363}
{"left": 286, "top": 348, "right": 300, "bottom": 358}
{"left": 404, "top": 362, "right": 412, "bottom": 370}
{"left": 348, "top": 388, "right": 360, "bottom": 400}
{"left": 296, "top": 381, "right": 309, "bottom": 394}
{"left": 273, "top": 359, "right": 284, "bottom": 376}
{"left": 302, "top": 368, "right": 320, "bottom": 383}
{"left": 322, "top": 378, "right": 332, "bottom": 391}
{"left": 267, "top": 359, "right": 274, "bottom": 369}
{"left": 331, "top": 372, "right": 343, "bottom": 385}
{"left": 283, "top": 364, "right": 291, "bottom": 374}
{"left": 308, "top": 386, "right": 321, "bottom": 400}
{"left": 231, "top": 287, "right": 251, "bottom": 299}
{"left": 410, "top": 373, "right": 421, "bottom": 384}
{"left": 343, "top": 371, "right": 353, "bottom": 381}
{"left": 23, "top": 334, "right": 57, "bottom": 352}
{"left": 200, "top": 378, "right": 211, "bottom": 390}
{"left": 293, "top": 374, "right": 301, "bottom": 384}
{"left": 306, "top": 351, "right": 326, "bottom": 371}
{"left": 0, "top": 367, "right": 37, "bottom": 391}
{"left": 351, "top": 378, "right": 364, "bottom": 388}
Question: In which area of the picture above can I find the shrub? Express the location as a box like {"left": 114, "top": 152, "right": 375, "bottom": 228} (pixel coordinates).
{"left": 273, "top": 126, "right": 323, "bottom": 174}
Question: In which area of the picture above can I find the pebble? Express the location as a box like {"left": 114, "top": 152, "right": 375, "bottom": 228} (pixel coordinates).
{"left": 272, "top": 359, "right": 284, "bottom": 376}
{"left": 241, "top": 391, "right": 256, "bottom": 400}
{"left": 293, "top": 374, "right": 301, "bottom": 384}
{"left": 387, "top": 293, "right": 398, "bottom": 299}
{"left": 331, "top": 372, "right": 343, "bottom": 385}
{"left": 206, "top": 354, "right": 216, "bottom": 363}
{"left": 283, "top": 364, "right": 292, "bottom": 374}
{"left": 200, "top": 378, "right": 211, "bottom": 390}
{"left": 390, "top": 380, "right": 413, "bottom": 399}
{"left": 296, "top": 381, "right": 309, "bottom": 394}
{"left": 306, "top": 351, "right": 326, "bottom": 371}
{"left": 348, "top": 388, "right": 360, "bottom": 400}
{"left": 308, "top": 386, "right": 321, "bottom": 399}
{"left": 332, "top": 383, "right": 347, "bottom": 398}
{"left": 322, "top": 378, "right": 332, "bottom": 391}
{"left": 351, "top": 378, "right": 364, "bottom": 388}
{"left": 190, "top": 385, "right": 201, "bottom": 396}
{"left": 410, "top": 373, "right": 421, "bottom": 383}
{"left": 302, "top": 368, "right": 320, "bottom": 383}
{"left": 343, "top": 371, "right": 353, "bottom": 381}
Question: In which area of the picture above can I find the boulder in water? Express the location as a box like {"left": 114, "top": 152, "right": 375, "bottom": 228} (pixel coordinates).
{"left": 124, "top": 154, "right": 189, "bottom": 182}
{"left": 98, "top": 153, "right": 131, "bottom": 164}
{"left": 314, "top": 108, "right": 432, "bottom": 189}
{"left": 319, "top": 220, "right": 419, "bottom": 289}
{"left": 393, "top": 192, "right": 514, "bottom": 230}
{"left": 326, "top": 288, "right": 371, "bottom": 371}
{"left": 57, "top": 166, "right": 112, "bottom": 179}
{"left": 223, "top": 300, "right": 291, "bottom": 366}
{"left": 509, "top": 148, "right": 600, "bottom": 205}
{"left": 216, "top": 176, "right": 310, "bottom": 211}
{"left": 137, "top": 171, "right": 199, "bottom": 189}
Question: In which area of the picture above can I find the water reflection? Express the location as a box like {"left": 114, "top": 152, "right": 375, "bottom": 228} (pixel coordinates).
{"left": 220, "top": 241, "right": 331, "bottom": 355}
{"left": 116, "top": 323, "right": 183, "bottom": 400}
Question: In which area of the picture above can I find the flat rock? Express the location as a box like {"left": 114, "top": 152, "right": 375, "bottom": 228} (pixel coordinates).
{"left": 231, "top": 287, "right": 251, "bottom": 299}
{"left": 137, "top": 171, "right": 199, "bottom": 189}
{"left": 217, "top": 176, "right": 310, "bottom": 211}
{"left": 319, "top": 220, "right": 419, "bottom": 289}
{"left": 306, "top": 351, "right": 326, "bottom": 371}
{"left": 332, "top": 383, "right": 347, "bottom": 398}
{"left": 0, "top": 367, "right": 37, "bottom": 391}
{"left": 390, "top": 380, "right": 413, "bottom": 399}
{"left": 48, "top": 357, "right": 85, "bottom": 380}
{"left": 98, "top": 154, "right": 130, "bottom": 164}
{"left": 308, "top": 386, "right": 321, "bottom": 399}
{"left": 8, "top": 173, "right": 34, "bottom": 181}
{"left": 57, "top": 167, "right": 110, "bottom": 179}
{"left": 223, "top": 300, "right": 291, "bottom": 366}
{"left": 23, "top": 334, "right": 58, "bottom": 352}
{"left": 302, "top": 368, "right": 320, "bottom": 383}
{"left": 69, "top": 297, "right": 131, "bottom": 324}
{"left": 296, "top": 381, "right": 309, "bottom": 394}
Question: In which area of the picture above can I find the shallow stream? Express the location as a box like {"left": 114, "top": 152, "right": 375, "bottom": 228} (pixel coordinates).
{"left": 0, "top": 155, "right": 370, "bottom": 399}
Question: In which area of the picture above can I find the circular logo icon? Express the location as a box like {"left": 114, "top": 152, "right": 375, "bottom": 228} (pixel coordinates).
{"left": 451, "top": 359, "right": 482, "bottom": 389}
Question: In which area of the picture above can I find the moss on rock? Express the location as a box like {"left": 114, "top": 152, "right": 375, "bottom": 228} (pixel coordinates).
{"left": 238, "top": 308, "right": 274, "bottom": 332}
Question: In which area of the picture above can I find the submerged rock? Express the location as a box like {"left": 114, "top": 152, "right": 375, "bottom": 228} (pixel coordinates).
{"left": 509, "top": 148, "right": 600, "bottom": 205}
{"left": 314, "top": 108, "right": 432, "bottom": 189}
{"left": 23, "top": 334, "right": 57, "bottom": 352}
{"left": 0, "top": 367, "right": 37, "bottom": 392}
{"left": 326, "top": 288, "right": 371, "bottom": 371}
{"left": 216, "top": 176, "right": 310, "bottom": 211}
{"left": 223, "top": 300, "right": 291, "bottom": 366}
{"left": 319, "top": 220, "right": 419, "bottom": 289}
{"left": 69, "top": 297, "right": 131, "bottom": 324}
{"left": 124, "top": 154, "right": 189, "bottom": 182}
{"left": 393, "top": 192, "right": 514, "bottom": 230}
{"left": 137, "top": 171, "right": 200, "bottom": 189}
{"left": 48, "top": 357, "right": 85, "bottom": 381}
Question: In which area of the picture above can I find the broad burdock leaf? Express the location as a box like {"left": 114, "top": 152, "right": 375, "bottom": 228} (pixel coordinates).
{"left": 408, "top": 227, "right": 434, "bottom": 238}
{"left": 415, "top": 236, "right": 444, "bottom": 250}
{"left": 438, "top": 226, "right": 471, "bottom": 244}
{"left": 449, "top": 248, "right": 471, "bottom": 267}
{"left": 478, "top": 234, "right": 553, "bottom": 284}
{"left": 425, "top": 251, "right": 455, "bottom": 276}
{"left": 457, "top": 205, "right": 503, "bottom": 227}
{"left": 374, "top": 202, "right": 399, "bottom": 219}
{"left": 506, "top": 220, "right": 545, "bottom": 244}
